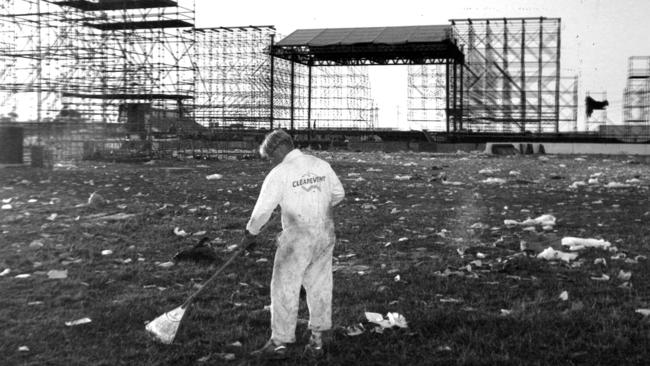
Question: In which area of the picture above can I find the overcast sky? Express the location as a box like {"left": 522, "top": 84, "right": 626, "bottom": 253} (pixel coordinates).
{"left": 195, "top": 0, "right": 650, "bottom": 129}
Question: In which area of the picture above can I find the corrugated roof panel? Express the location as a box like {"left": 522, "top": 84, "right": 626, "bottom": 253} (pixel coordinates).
{"left": 275, "top": 28, "right": 325, "bottom": 46}
{"left": 275, "top": 25, "right": 453, "bottom": 48}
{"left": 340, "top": 27, "right": 385, "bottom": 45}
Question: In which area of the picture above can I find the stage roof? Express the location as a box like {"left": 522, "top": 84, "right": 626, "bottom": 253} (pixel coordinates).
{"left": 272, "top": 25, "right": 464, "bottom": 66}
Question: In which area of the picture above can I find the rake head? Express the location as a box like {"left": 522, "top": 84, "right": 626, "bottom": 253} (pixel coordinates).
{"left": 145, "top": 305, "right": 187, "bottom": 344}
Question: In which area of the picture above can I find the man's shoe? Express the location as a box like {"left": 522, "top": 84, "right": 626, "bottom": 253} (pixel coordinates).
{"left": 303, "top": 332, "right": 324, "bottom": 358}
{"left": 251, "top": 339, "right": 288, "bottom": 359}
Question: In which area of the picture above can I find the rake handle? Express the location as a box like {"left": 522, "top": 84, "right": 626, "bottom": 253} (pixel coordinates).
{"left": 181, "top": 244, "right": 247, "bottom": 308}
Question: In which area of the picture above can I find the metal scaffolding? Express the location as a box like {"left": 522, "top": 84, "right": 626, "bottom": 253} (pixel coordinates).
{"left": 310, "top": 66, "right": 374, "bottom": 129}
{"left": 407, "top": 65, "right": 447, "bottom": 131}
{"left": 451, "top": 17, "right": 563, "bottom": 133}
{"left": 624, "top": 56, "right": 650, "bottom": 124}
{"left": 0, "top": 0, "right": 195, "bottom": 128}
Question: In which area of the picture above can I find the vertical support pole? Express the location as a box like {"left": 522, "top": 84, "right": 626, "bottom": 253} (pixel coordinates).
{"left": 458, "top": 60, "right": 465, "bottom": 129}
{"left": 554, "top": 19, "right": 561, "bottom": 133}
{"left": 445, "top": 60, "right": 450, "bottom": 133}
{"left": 572, "top": 76, "right": 578, "bottom": 132}
{"left": 452, "top": 61, "right": 458, "bottom": 131}
{"left": 269, "top": 34, "right": 275, "bottom": 130}
{"left": 520, "top": 19, "right": 526, "bottom": 132}
{"left": 538, "top": 18, "right": 543, "bottom": 133}
{"left": 36, "top": 0, "right": 42, "bottom": 125}
{"left": 307, "top": 61, "right": 312, "bottom": 142}
{"left": 290, "top": 57, "right": 295, "bottom": 133}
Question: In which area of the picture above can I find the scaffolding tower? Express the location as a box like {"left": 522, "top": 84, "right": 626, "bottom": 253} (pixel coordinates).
{"left": 623, "top": 56, "right": 650, "bottom": 124}
{"left": 0, "top": 0, "right": 195, "bottom": 130}
{"left": 407, "top": 65, "right": 447, "bottom": 131}
{"left": 451, "top": 17, "right": 563, "bottom": 133}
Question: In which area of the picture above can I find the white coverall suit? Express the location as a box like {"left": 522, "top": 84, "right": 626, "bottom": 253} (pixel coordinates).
{"left": 246, "top": 149, "right": 345, "bottom": 344}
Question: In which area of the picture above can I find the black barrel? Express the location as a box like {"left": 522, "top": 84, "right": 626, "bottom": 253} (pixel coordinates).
{"left": 0, "top": 126, "right": 24, "bottom": 164}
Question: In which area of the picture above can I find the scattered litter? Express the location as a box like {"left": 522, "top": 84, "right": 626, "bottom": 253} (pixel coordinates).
{"left": 101, "top": 250, "right": 113, "bottom": 256}
{"left": 365, "top": 311, "right": 408, "bottom": 329}
{"left": 65, "top": 317, "right": 92, "bottom": 326}
{"left": 561, "top": 237, "right": 611, "bottom": 251}
{"left": 537, "top": 247, "right": 578, "bottom": 262}
{"left": 215, "top": 353, "right": 236, "bottom": 361}
{"left": 0, "top": 268, "right": 10, "bottom": 276}
{"left": 482, "top": 177, "right": 506, "bottom": 184}
{"left": 569, "top": 181, "right": 586, "bottom": 189}
{"left": 158, "top": 261, "right": 175, "bottom": 268}
{"left": 87, "top": 192, "right": 106, "bottom": 207}
{"left": 173, "top": 227, "right": 188, "bottom": 237}
{"left": 500, "top": 309, "right": 513, "bottom": 316}
{"left": 479, "top": 168, "right": 500, "bottom": 175}
{"left": 256, "top": 258, "right": 268, "bottom": 263}
{"left": 29, "top": 240, "right": 44, "bottom": 249}
{"left": 345, "top": 323, "right": 365, "bottom": 336}
{"left": 1, "top": 204, "right": 12, "bottom": 210}
{"left": 394, "top": 175, "right": 411, "bottom": 181}
{"left": 15, "top": 274, "right": 31, "bottom": 279}
{"left": 27, "top": 301, "right": 43, "bottom": 306}
{"left": 206, "top": 174, "right": 223, "bottom": 180}
{"left": 605, "top": 182, "right": 631, "bottom": 188}
{"left": 18, "top": 346, "right": 29, "bottom": 352}
{"left": 229, "top": 341, "right": 242, "bottom": 347}
{"left": 559, "top": 291, "right": 569, "bottom": 301}
{"left": 618, "top": 270, "right": 632, "bottom": 281}
{"left": 440, "top": 297, "right": 463, "bottom": 303}
{"left": 636, "top": 309, "right": 650, "bottom": 317}
{"left": 590, "top": 274, "right": 610, "bottom": 281}
{"left": 90, "top": 213, "right": 136, "bottom": 221}
{"left": 594, "top": 258, "right": 606, "bottom": 266}
{"left": 47, "top": 269, "right": 68, "bottom": 280}
{"left": 192, "top": 230, "right": 207, "bottom": 236}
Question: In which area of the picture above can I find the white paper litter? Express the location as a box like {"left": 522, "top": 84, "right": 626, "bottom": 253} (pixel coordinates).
{"left": 605, "top": 182, "right": 631, "bottom": 188}
{"left": 636, "top": 309, "right": 650, "bottom": 317}
{"left": 158, "top": 261, "right": 175, "bottom": 268}
{"left": 173, "top": 227, "right": 188, "bottom": 237}
{"left": 618, "top": 270, "right": 632, "bottom": 281}
{"left": 18, "top": 346, "right": 29, "bottom": 352}
{"left": 590, "top": 274, "right": 610, "bottom": 281}
{"left": 561, "top": 237, "right": 611, "bottom": 251}
{"left": 569, "top": 181, "right": 586, "bottom": 189}
{"left": 47, "top": 269, "right": 68, "bottom": 279}
{"left": 482, "top": 177, "right": 506, "bottom": 184}
{"left": 537, "top": 247, "right": 578, "bottom": 262}
{"left": 559, "top": 291, "right": 569, "bottom": 301}
{"left": 101, "top": 249, "right": 113, "bottom": 256}
{"left": 365, "top": 311, "right": 408, "bottom": 329}
{"left": 1, "top": 204, "right": 12, "bottom": 210}
{"left": 65, "top": 317, "right": 92, "bottom": 326}
{"left": 394, "top": 175, "right": 411, "bottom": 181}
{"left": 206, "top": 174, "right": 223, "bottom": 180}
{"left": 15, "top": 273, "right": 31, "bottom": 279}
{"left": 0, "top": 268, "right": 10, "bottom": 276}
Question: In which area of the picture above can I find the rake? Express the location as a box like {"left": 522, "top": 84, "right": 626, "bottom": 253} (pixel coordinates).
{"left": 145, "top": 244, "right": 247, "bottom": 344}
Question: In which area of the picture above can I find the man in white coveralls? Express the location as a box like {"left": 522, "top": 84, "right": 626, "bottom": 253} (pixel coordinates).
{"left": 243, "top": 129, "right": 345, "bottom": 359}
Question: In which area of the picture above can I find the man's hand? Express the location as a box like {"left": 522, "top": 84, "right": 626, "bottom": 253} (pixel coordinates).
{"left": 240, "top": 230, "right": 257, "bottom": 250}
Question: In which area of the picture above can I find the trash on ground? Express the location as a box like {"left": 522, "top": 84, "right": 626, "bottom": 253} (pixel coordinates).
{"left": 482, "top": 177, "right": 506, "bottom": 184}
{"left": 90, "top": 213, "right": 136, "bottom": 221}
{"left": 87, "top": 192, "right": 106, "bottom": 207}
{"left": 101, "top": 250, "right": 113, "bottom": 256}
{"left": 561, "top": 237, "right": 611, "bottom": 251}
{"left": 15, "top": 273, "right": 31, "bottom": 279}
{"left": 0, "top": 268, "right": 10, "bottom": 276}
{"left": 365, "top": 311, "right": 408, "bottom": 329}
{"left": 394, "top": 175, "right": 411, "bottom": 181}
{"left": 206, "top": 174, "right": 223, "bottom": 180}
{"left": 345, "top": 323, "right": 365, "bottom": 336}
{"left": 590, "top": 274, "right": 610, "bottom": 281}
{"left": 1, "top": 204, "right": 12, "bottom": 210}
{"left": 537, "top": 247, "right": 578, "bottom": 262}
{"left": 158, "top": 261, "right": 175, "bottom": 268}
{"left": 559, "top": 291, "right": 569, "bottom": 301}
{"left": 65, "top": 317, "right": 92, "bottom": 326}
{"left": 636, "top": 309, "right": 650, "bottom": 317}
{"left": 47, "top": 269, "right": 68, "bottom": 279}
{"left": 173, "top": 227, "right": 188, "bottom": 237}
{"left": 618, "top": 270, "right": 632, "bottom": 281}
{"left": 29, "top": 240, "right": 44, "bottom": 249}
{"left": 18, "top": 346, "right": 29, "bottom": 352}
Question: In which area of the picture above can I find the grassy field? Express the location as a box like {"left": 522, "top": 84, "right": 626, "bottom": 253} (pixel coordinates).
{"left": 1, "top": 151, "right": 649, "bottom": 365}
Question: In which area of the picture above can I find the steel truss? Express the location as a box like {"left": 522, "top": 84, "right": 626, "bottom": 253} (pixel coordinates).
{"left": 0, "top": 0, "right": 195, "bottom": 130}
{"left": 624, "top": 56, "right": 650, "bottom": 124}
{"left": 451, "top": 17, "right": 564, "bottom": 133}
